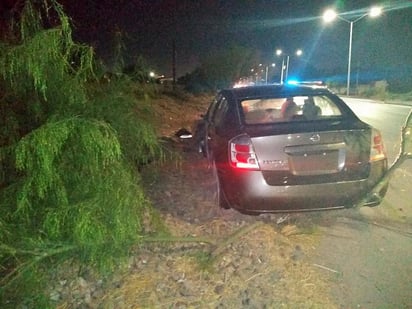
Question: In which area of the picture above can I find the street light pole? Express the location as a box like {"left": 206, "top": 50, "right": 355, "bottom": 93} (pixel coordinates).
{"left": 323, "top": 7, "right": 382, "bottom": 96}
{"left": 280, "top": 57, "right": 285, "bottom": 84}
{"left": 344, "top": 15, "right": 364, "bottom": 96}
{"left": 285, "top": 55, "right": 290, "bottom": 82}
{"left": 276, "top": 49, "right": 302, "bottom": 84}
{"left": 264, "top": 63, "right": 276, "bottom": 84}
{"left": 347, "top": 21, "right": 353, "bottom": 96}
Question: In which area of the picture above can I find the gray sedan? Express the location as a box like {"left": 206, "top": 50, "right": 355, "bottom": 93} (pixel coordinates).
{"left": 194, "top": 84, "right": 388, "bottom": 214}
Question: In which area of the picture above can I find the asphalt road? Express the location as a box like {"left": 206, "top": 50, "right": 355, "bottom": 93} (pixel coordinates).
{"left": 343, "top": 97, "right": 412, "bottom": 165}
{"left": 312, "top": 97, "right": 412, "bottom": 308}
{"left": 344, "top": 97, "right": 412, "bottom": 219}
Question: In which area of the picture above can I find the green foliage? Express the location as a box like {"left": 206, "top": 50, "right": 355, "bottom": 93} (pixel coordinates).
{"left": 122, "top": 55, "right": 152, "bottom": 82}
{"left": 1, "top": 262, "right": 51, "bottom": 309}
{"left": 1, "top": 0, "right": 89, "bottom": 102}
{"left": 0, "top": 0, "right": 165, "bottom": 307}
{"left": 86, "top": 78, "right": 164, "bottom": 166}
{"left": 387, "top": 90, "right": 412, "bottom": 102}
{"left": 0, "top": 24, "right": 93, "bottom": 125}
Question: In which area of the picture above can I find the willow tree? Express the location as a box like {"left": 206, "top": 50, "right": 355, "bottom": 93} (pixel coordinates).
{"left": 0, "top": 1, "right": 163, "bottom": 306}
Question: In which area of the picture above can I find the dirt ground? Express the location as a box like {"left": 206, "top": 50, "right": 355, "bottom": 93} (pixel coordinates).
{"left": 52, "top": 93, "right": 412, "bottom": 308}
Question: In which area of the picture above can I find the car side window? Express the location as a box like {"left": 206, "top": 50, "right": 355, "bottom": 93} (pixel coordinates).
{"left": 314, "top": 95, "right": 342, "bottom": 116}
{"left": 212, "top": 97, "right": 229, "bottom": 128}
{"left": 205, "top": 95, "right": 221, "bottom": 122}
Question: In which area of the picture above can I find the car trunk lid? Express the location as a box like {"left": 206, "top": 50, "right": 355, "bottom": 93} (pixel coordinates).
{"left": 251, "top": 129, "right": 371, "bottom": 185}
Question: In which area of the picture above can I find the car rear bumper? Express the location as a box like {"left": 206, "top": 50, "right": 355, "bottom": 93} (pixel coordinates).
{"left": 218, "top": 160, "right": 387, "bottom": 213}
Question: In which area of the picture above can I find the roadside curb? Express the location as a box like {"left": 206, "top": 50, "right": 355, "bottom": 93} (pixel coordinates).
{"left": 384, "top": 100, "right": 412, "bottom": 106}
{"left": 341, "top": 96, "right": 412, "bottom": 107}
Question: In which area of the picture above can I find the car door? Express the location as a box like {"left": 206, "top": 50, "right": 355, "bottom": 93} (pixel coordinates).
{"left": 204, "top": 95, "right": 231, "bottom": 165}
{"left": 195, "top": 94, "right": 221, "bottom": 156}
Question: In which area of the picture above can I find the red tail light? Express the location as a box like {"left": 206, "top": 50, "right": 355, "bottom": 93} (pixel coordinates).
{"left": 370, "top": 128, "right": 386, "bottom": 162}
{"left": 229, "top": 134, "right": 260, "bottom": 169}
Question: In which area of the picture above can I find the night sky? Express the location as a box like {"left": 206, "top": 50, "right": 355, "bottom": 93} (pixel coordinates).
{"left": 3, "top": 0, "right": 412, "bottom": 82}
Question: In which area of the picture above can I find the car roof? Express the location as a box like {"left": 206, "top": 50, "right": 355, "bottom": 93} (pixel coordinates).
{"left": 221, "top": 84, "right": 331, "bottom": 100}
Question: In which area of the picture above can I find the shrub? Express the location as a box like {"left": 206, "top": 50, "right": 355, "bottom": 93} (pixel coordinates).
{"left": 0, "top": 1, "right": 164, "bottom": 306}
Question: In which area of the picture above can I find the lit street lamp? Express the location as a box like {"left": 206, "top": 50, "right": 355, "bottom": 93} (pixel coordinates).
{"left": 250, "top": 63, "right": 276, "bottom": 85}
{"left": 323, "top": 6, "right": 382, "bottom": 95}
{"left": 276, "top": 49, "right": 303, "bottom": 84}
{"left": 260, "top": 63, "right": 276, "bottom": 84}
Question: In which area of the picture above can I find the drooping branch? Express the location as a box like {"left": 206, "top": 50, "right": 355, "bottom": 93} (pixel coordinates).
{"left": 140, "top": 221, "right": 266, "bottom": 260}
{"left": 0, "top": 243, "right": 77, "bottom": 290}
{"left": 211, "top": 221, "right": 264, "bottom": 258}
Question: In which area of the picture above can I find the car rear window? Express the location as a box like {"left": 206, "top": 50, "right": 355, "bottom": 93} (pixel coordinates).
{"left": 241, "top": 95, "right": 343, "bottom": 124}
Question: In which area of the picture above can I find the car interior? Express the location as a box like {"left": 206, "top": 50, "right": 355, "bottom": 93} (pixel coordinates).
{"left": 241, "top": 95, "right": 343, "bottom": 124}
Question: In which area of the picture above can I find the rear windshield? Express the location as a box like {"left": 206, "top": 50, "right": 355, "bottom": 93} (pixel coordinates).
{"left": 241, "top": 95, "right": 343, "bottom": 124}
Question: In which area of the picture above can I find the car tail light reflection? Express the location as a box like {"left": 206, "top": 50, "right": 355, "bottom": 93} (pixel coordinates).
{"left": 370, "top": 128, "right": 386, "bottom": 162}
{"left": 229, "top": 134, "right": 260, "bottom": 169}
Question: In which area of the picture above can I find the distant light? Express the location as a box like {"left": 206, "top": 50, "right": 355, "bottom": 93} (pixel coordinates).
{"left": 233, "top": 82, "right": 254, "bottom": 88}
{"left": 323, "top": 6, "right": 382, "bottom": 23}
{"left": 369, "top": 6, "right": 382, "bottom": 17}
{"left": 149, "top": 71, "right": 155, "bottom": 78}
{"left": 287, "top": 79, "right": 299, "bottom": 85}
{"left": 323, "top": 9, "right": 337, "bottom": 22}
{"left": 276, "top": 49, "right": 302, "bottom": 57}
